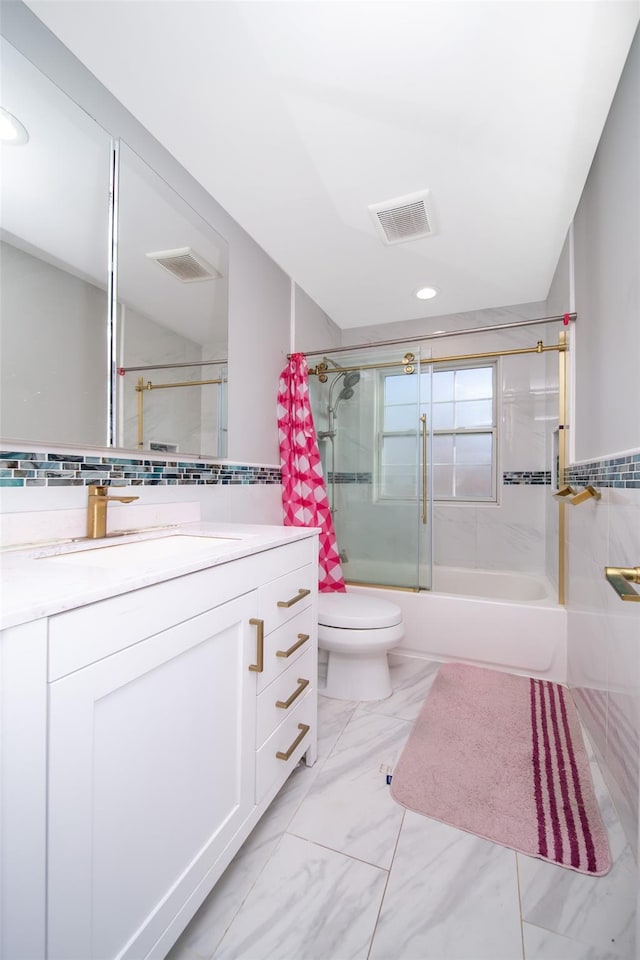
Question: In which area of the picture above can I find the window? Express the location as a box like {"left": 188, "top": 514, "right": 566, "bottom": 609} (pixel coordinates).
{"left": 378, "top": 361, "right": 497, "bottom": 502}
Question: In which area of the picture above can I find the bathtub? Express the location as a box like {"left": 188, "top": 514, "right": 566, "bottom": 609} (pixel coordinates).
{"left": 344, "top": 564, "right": 567, "bottom": 683}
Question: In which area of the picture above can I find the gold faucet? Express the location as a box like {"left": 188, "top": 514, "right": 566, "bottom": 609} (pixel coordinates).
{"left": 86, "top": 484, "right": 139, "bottom": 539}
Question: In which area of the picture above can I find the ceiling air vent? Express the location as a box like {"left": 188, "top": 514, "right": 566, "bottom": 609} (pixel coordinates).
{"left": 145, "top": 247, "right": 221, "bottom": 283}
{"left": 368, "top": 190, "right": 435, "bottom": 245}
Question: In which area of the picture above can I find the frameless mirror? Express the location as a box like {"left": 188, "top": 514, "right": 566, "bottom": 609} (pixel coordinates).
{"left": 0, "top": 37, "right": 111, "bottom": 447}
{"left": 116, "top": 143, "right": 229, "bottom": 458}
{"left": 0, "top": 39, "right": 230, "bottom": 458}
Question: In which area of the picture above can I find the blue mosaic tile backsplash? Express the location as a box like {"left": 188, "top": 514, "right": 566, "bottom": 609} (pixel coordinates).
{"left": 1, "top": 449, "right": 637, "bottom": 489}
{"left": 0, "top": 450, "right": 281, "bottom": 487}
{"left": 566, "top": 453, "right": 640, "bottom": 489}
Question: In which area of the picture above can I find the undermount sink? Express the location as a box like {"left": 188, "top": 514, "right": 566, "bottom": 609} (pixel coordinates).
{"left": 40, "top": 535, "right": 240, "bottom": 569}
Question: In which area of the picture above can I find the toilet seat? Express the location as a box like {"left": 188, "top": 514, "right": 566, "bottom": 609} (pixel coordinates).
{"left": 318, "top": 621, "right": 405, "bottom": 655}
{"left": 318, "top": 593, "right": 402, "bottom": 630}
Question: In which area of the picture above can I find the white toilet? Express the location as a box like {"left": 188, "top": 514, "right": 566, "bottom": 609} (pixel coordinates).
{"left": 318, "top": 593, "right": 404, "bottom": 701}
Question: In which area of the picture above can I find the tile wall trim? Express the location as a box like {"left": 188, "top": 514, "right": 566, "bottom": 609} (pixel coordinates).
{"left": 502, "top": 471, "right": 551, "bottom": 485}
{"left": 567, "top": 452, "right": 640, "bottom": 489}
{"left": 0, "top": 450, "right": 282, "bottom": 487}
{"left": 326, "top": 470, "right": 552, "bottom": 486}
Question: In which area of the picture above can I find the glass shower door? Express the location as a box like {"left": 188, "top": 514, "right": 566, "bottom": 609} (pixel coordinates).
{"left": 312, "top": 347, "right": 432, "bottom": 591}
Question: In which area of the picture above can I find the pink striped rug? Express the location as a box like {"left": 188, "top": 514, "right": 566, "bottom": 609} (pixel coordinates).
{"left": 390, "top": 663, "right": 611, "bottom": 875}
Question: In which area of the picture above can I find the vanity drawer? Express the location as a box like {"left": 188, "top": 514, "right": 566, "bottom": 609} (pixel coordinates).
{"left": 256, "top": 699, "right": 315, "bottom": 803}
{"left": 256, "top": 648, "right": 314, "bottom": 747}
{"left": 258, "top": 562, "right": 314, "bottom": 635}
{"left": 255, "top": 606, "right": 314, "bottom": 693}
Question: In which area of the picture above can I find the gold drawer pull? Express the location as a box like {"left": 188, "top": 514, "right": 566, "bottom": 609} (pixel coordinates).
{"left": 248, "top": 618, "right": 264, "bottom": 672}
{"left": 276, "top": 723, "right": 310, "bottom": 761}
{"left": 277, "top": 588, "right": 310, "bottom": 609}
{"left": 276, "top": 678, "right": 310, "bottom": 710}
{"left": 276, "top": 633, "right": 309, "bottom": 658}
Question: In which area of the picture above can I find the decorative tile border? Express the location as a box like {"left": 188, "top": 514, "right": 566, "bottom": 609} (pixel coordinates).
{"left": 327, "top": 472, "right": 373, "bottom": 484}
{"left": 326, "top": 470, "right": 552, "bottom": 486}
{"left": 502, "top": 471, "right": 551, "bottom": 485}
{"left": 566, "top": 453, "right": 640, "bottom": 489}
{"left": 4, "top": 448, "right": 636, "bottom": 490}
{"left": 0, "top": 450, "right": 282, "bottom": 487}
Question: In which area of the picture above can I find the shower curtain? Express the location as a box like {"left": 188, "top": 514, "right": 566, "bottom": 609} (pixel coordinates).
{"left": 277, "top": 353, "right": 346, "bottom": 592}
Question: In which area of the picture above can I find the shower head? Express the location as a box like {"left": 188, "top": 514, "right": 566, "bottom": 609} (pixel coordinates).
{"left": 337, "top": 387, "right": 354, "bottom": 402}
{"left": 343, "top": 371, "right": 361, "bottom": 389}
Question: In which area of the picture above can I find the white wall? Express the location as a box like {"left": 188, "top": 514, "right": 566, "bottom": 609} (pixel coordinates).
{"left": 294, "top": 285, "right": 342, "bottom": 356}
{"left": 567, "top": 27, "right": 640, "bottom": 859}
{"left": 0, "top": 241, "right": 107, "bottom": 445}
{"left": 573, "top": 32, "right": 640, "bottom": 464}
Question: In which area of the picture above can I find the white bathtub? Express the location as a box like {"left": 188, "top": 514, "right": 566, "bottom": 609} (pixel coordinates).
{"left": 431, "top": 565, "right": 551, "bottom": 602}
{"left": 344, "top": 564, "right": 567, "bottom": 682}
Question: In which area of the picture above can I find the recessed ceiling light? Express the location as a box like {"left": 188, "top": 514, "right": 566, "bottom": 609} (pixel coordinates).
{"left": 415, "top": 286, "right": 438, "bottom": 300}
{"left": 0, "top": 107, "right": 29, "bottom": 145}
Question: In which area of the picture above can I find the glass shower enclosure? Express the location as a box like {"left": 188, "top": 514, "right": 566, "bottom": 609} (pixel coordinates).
{"left": 309, "top": 347, "right": 433, "bottom": 591}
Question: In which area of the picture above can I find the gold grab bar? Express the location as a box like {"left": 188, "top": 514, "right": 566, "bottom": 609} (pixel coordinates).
{"left": 553, "top": 485, "right": 577, "bottom": 500}
{"left": 248, "top": 618, "right": 264, "bottom": 672}
{"left": 276, "top": 678, "right": 310, "bottom": 709}
{"left": 420, "top": 413, "right": 427, "bottom": 525}
{"left": 276, "top": 633, "right": 310, "bottom": 658}
{"left": 605, "top": 567, "right": 640, "bottom": 603}
{"left": 277, "top": 588, "right": 311, "bottom": 608}
{"left": 569, "top": 485, "right": 601, "bottom": 505}
{"left": 276, "top": 723, "right": 310, "bottom": 760}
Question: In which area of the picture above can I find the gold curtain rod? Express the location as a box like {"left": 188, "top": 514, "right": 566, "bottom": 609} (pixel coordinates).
{"left": 308, "top": 339, "right": 565, "bottom": 377}
{"left": 294, "top": 312, "right": 576, "bottom": 360}
{"left": 135, "top": 377, "right": 226, "bottom": 391}
{"left": 121, "top": 359, "right": 227, "bottom": 374}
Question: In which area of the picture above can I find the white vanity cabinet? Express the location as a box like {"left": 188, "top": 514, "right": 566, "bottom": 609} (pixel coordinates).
{"left": 0, "top": 532, "right": 318, "bottom": 960}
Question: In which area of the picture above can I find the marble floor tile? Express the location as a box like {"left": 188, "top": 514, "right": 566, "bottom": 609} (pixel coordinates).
{"left": 518, "top": 843, "right": 637, "bottom": 958}
{"left": 522, "top": 922, "right": 632, "bottom": 959}
{"left": 211, "top": 834, "right": 387, "bottom": 960}
{"left": 165, "top": 762, "right": 320, "bottom": 960}
{"left": 166, "top": 656, "right": 638, "bottom": 960}
{"left": 369, "top": 810, "right": 523, "bottom": 960}
{"left": 287, "top": 707, "right": 411, "bottom": 868}
{"left": 518, "top": 739, "right": 637, "bottom": 957}
{"left": 361, "top": 655, "right": 442, "bottom": 721}
{"left": 317, "top": 692, "right": 359, "bottom": 762}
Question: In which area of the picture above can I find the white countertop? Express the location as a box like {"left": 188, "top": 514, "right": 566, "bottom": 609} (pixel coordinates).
{"left": 0, "top": 522, "right": 319, "bottom": 630}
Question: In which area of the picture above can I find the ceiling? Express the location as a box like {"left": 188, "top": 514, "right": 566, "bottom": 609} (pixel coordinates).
{"left": 25, "top": 1, "right": 640, "bottom": 330}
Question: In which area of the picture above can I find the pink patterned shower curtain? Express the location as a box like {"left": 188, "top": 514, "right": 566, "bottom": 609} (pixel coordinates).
{"left": 277, "top": 353, "right": 346, "bottom": 592}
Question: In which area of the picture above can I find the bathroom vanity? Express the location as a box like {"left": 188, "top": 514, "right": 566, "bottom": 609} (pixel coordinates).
{"left": 0, "top": 523, "right": 319, "bottom": 960}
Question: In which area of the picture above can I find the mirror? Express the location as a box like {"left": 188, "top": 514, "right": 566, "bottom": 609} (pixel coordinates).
{"left": 0, "top": 37, "right": 111, "bottom": 447}
{"left": 0, "top": 38, "right": 229, "bottom": 458}
{"left": 116, "top": 143, "right": 229, "bottom": 458}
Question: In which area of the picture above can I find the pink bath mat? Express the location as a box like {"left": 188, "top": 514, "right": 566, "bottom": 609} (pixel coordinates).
{"left": 390, "top": 663, "right": 611, "bottom": 875}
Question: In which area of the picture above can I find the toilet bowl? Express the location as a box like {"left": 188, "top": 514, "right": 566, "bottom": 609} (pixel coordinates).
{"left": 318, "top": 593, "right": 404, "bottom": 701}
